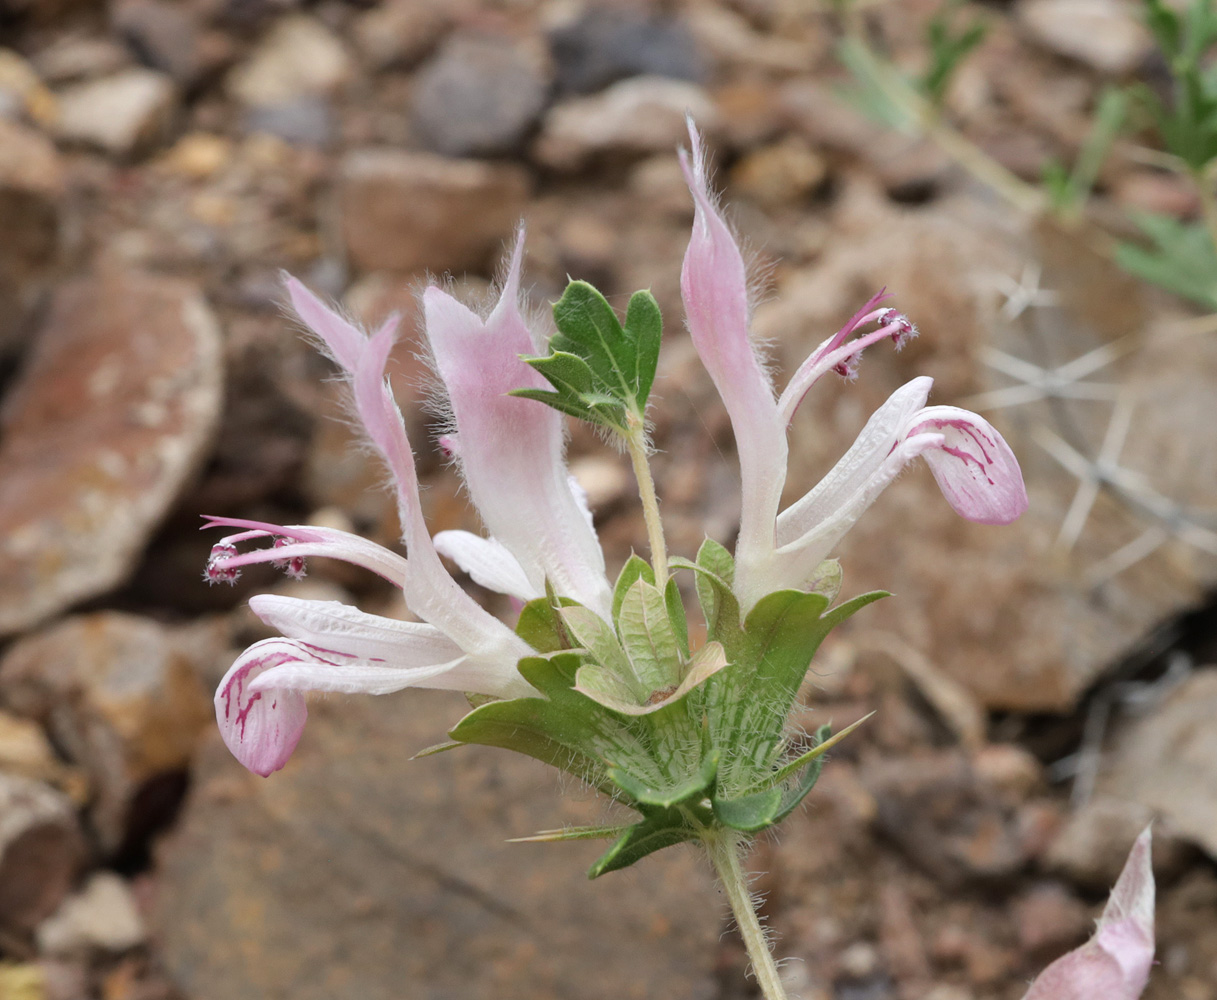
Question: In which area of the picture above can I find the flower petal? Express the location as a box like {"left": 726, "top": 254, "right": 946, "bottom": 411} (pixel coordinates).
{"left": 250, "top": 657, "right": 464, "bottom": 696}
{"left": 1022, "top": 827, "right": 1154, "bottom": 1000}
{"left": 909, "top": 406, "right": 1029, "bottom": 524}
{"left": 214, "top": 638, "right": 310, "bottom": 776}
{"left": 284, "top": 276, "right": 367, "bottom": 372}
{"left": 432, "top": 530, "right": 542, "bottom": 602}
{"left": 679, "top": 120, "right": 787, "bottom": 587}
{"left": 424, "top": 233, "right": 612, "bottom": 616}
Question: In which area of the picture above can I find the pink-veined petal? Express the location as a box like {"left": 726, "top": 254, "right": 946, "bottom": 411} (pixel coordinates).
{"left": 1023, "top": 827, "right": 1154, "bottom": 1000}
{"left": 909, "top": 405, "right": 1028, "bottom": 525}
{"left": 215, "top": 639, "right": 310, "bottom": 777}
{"left": 679, "top": 119, "right": 787, "bottom": 588}
{"left": 432, "top": 530, "right": 542, "bottom": 603}
{"left": 424, "top": 231, "right": 611, "bottom": 616}
{"left": 250, "top": 657, "right": 464, "bottom": 696}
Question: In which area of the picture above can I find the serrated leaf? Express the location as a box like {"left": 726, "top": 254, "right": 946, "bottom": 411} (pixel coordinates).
{"left": 617, "top": 579, "right": 682, "bottom": 692}
{"left": 612, "top": 554, "right": 655, "bottom": 623}
{"left": 516, "top": 594, "right": 581, "bottom": 653}
{"left": 587, "top": 810, "right": 698, "bottom": 878}
{"left": 608, "top": 750, "right": 718, "bottom": 807}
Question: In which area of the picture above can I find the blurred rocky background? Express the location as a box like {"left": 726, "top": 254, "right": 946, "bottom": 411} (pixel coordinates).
{"left": 0, "top": 0, "right": 1214, "bottom": 998}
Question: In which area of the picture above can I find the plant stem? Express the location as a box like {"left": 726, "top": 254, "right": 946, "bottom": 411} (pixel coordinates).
{"left": 705, "top": 833, "right": 791, "bottom": 1000}
{"left": 1192, "top": 165, "right": 1217, "bottom": 261}
{"left": 624, "top": 414, "right": 667, "bottom": 581}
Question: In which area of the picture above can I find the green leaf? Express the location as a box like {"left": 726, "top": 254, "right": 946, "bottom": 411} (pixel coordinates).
{"left": 587, "top": 809, "right": 698, "bottom": 878}
{"left": 608, "top": 749, "right": 718, "bottom": 808}
{"left": 623, "top": 289, "right": 662, "bottom": 409}
{"left": 664, "top": 577, "right": 690, "bottom": 659}
{"left": 617, "top": 579, "right": 683, "bottom": 693}
{"left": 770, "top": 724, "right": 832, "bottom": 826}
{"left": 515, "top": 594, "right": 581, "bottom": 653}
{"left": 612, "top": 554, "right": 655, "bottom": 623}
{"left": 712, "top": 786, "right": 783, "bottom": 833}
{"left": 919, "top": 2, "right": 987, "bottom": 107}
{"left": 508, "top": 824, "right": 630, "bottom": 843}
{"left": 1116, "top": 212, "right": 1217, "bottom": 308}
{"left": 688, "top": 538, "right": 740, "bottom": 643}
{"left": 560, "top": 605, "right": 638, "bottom": 692}
{"left": 763, "top": 711, "right": 875, "bottom": 788}
{"left": 575, "top": 641, "right": 727, "bottom": 716}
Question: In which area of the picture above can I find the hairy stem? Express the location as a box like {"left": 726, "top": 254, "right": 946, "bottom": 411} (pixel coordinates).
{"left": 625, "top": 414, "right": 668, "bottom": 582}
{"left": 705, "top": 833, "right": 791, "bottom": 1000}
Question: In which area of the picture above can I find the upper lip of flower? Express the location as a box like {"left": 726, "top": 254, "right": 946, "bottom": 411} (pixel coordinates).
{"left": 676, "top": 118, "right": 1028, "bottom": 612}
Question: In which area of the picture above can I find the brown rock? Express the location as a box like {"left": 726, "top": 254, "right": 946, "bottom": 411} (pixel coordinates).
{"left": 156, "top": 691, "right": 721, "bottom": 1000}
{"left": 54, "top": 67, "right": 177, "bottom": 156}
{"left": 1047, "top": 795, "right": 1191, "bottom": 889}
{"left": 226, "top": 16, "right": 349, "bottom": 108}
{"left": 0, "top": 272, "right": 223, "bottom": 635}
{"left": 0, "top": 774, "right": 87, "bottom": 935}
{"left": 339, "top": 149, "right": 529, "bottom": 274}
{"left": 1012, "top": 882, "right": 1091, "bottom": 960}
{"left": 1017, "top": 0, "right": 1152, "bottom": 75}
{"left": 729, "top": 136, "right": 828, "bottom": 209}
{"left": 0, "top": 613, "right": 220, "bottom": 852}
{"left": 0, "top": 710, "right": 82, "bottom": 796}
{"left": 351, "top": 0, "right": 449, "bottom": 70}
{"left": 0, "top": 118, "right": 63, "bottom": 353}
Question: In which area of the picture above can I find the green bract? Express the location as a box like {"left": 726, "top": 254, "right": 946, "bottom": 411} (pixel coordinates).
{"left": 448, "top": 538, "right": 884, "bottom": 878}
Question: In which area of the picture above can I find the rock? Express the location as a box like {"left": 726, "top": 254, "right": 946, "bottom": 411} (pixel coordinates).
{"left": 1047, "top": 795, "right": 1191, "bottom": 889}
{"left": 31, "top": 35, "right": 130, "bottom": 85}
{"left": 0, "top": 774, "right": 87, "bottom": 935}
{"left": 54, "top": 67, "right": 176, "bottom": 155}
{"left": 1101, "top": 671, "right": 1217, "bottom": 861}
{"left": 36, "top": 872, "right": 145, "bottom": 955}
{"left": 1017, "top": 0, "right": 1152, "bottom": 75}
{"left": 155, "top": 691, "right": 721, "bottom": 1000}
{"left": 411, "top": 33, "right": 549, "bottom": 157}
{"left": 1011, "top": 882, "right": 1091, "bottom": 960}
{"left": 243, "top": 95, "right": 333, "bottom": 147}
{"left": 547, "top": 5, "right": 704, "bottom": 95}
{"left": 0, "top": 272, "right": 223, "bottom": 636}
{"left": 730, "top": 136, "right": 828, "bottom": 208}
{"left": 684, "top": 6, "right": 822, "bottom": 74}
{"left": 533, "top": 76, "right": 719, "bottom": 172}
{"left": 0, "top": 613, "right": 221, "bottom": 852}
{"left": 0, "top": 118, "right": 63, "bottom": 353}
{"left": 0, "top": 710, "right": 82, "bottom": 795}
{"left": 112, "top": 0, "right": 207, "bottom": 86}
{"left": 226, "top": 15, "right": 350, "bottom": 107}
{"left": 351, "top": 0, "right": 448, "bottom": 70}
{"left": 339, "top": 149, "right": 529, "bottom": 273}
{"left": 780, "top": 79, "right": 951, "bottom": 197}
{"left": 568, "top": 455, "right": 630, "bottom": 511}
{"left": 0, "top": 49, "right": 58, "bottom": 126}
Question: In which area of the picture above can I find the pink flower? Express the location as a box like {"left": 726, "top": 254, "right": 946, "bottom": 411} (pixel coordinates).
{"left": 207, "top": 234, "right": 608, "bottom": 776}
{"left": 678, "top": 121, "right": 1028, "bottom": 611}
{"left": 1022, "top": 827, "right": 1155, "bottom": 1000}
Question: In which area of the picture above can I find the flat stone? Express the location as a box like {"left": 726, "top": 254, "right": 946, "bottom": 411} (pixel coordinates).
{"left": 37, "top": 872, "right": 145, "bottom": 955}
{"left": 1101, "top": 670, "right": 1217, "bottom": 860}
{"left": 54, "top": 67, "right": 177, "bottom": 156}
{"left": 0, "top": 118, "right": 63, "bottom": 353}
{"left": 411, "top": 33, "right": 550, "bottom": 157}
{"left": 534, "top": 76, "right": 719, "bottom": 172}
{"left": 547, "top": 5, "right": 703, "bottom": 95}
{"left": 226, "top": 15, "right": 350, "bottom": 108}
{"left": 0, "top": 272, "right": 223, "bottom": 636}
{"left": 0, "top": 774, "right": 87, "bottom": 935}
{"left": 339, "top": 149, "right": 529, "bottom": 273}
{"left": 1017, "top": 0, "right": 1152, "bottom": 75}
{"left": 0, "top": 613, "right": 221, "bottom": 853}
{"left": 155, "top": 690, "right": 721, "bottom": 1000}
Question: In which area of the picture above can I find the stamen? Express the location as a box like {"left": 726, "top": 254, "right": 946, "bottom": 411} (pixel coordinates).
{"left": 205, "top": 542, "right": 241, "bottom": 586}
{"left": 272, "top": 537, "right": 308, "bottom": 580}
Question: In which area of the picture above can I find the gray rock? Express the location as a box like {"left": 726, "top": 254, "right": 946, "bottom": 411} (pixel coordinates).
{"left": 339, "top": 148, "right": 529, "bottom": 273}
{"left": 243, "top": 95, "right": 333, "bottom": 147}
{"left": 411, "top": 34, "right": 549, "bottom": 157}
{"left": 0, "top": 272, "right": 223, "bottom": 636}
{"left": 156, "top": 690, "right": 721, "bottom": 1000}
{"left": 548, "top": 6, "right": 704, "bottom": 95}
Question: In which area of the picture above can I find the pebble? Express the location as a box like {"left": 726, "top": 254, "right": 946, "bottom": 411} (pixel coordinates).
{"left": 0, "top": 49, "right": 58, "bottom": 126}
{"left": 547, "top": 5, "right": 703, "bottom": 95}
{"left": 54, "top": 66, "right": 177, "bottom": 155}
{"left": 0, "top": 774, "right": 87, "bottom": 935}
{"left": 1017, "top": 0, "right": 1153, "bottom": 75}
{"left": 1011, "top": 882, "right": 1091, "bottom": 959}
{"left": 0, "top": 117, "right": 63, "bottom": 353}
{"left": 243, "top": 94, "right": 333, "bottom": 147}
{"left": 339, "top": 148, "right": 529, "bottom": 273}
{"left": 226, "top": 15, "right": 350, "bottom": 108}
{"left": 533, "top": 76, "right": 719, "bottom": 172}
{"left": 111, "top": 0, "right": 207, "bottom": 86}
{"left": 36, "top": 872, "right": 145, "bottom": 955}
{"left": 730, "top": 136, "right": 828, "bottom": 208}
{"left": 0, "top": 613, "right": 222, "bottom": 852}
{"left": 411, "top": 33, "right": 550, "bottom": 157}
{"left": 351, "top": 0, "right": 449, "bottom": 71}
{"left": 0, "top": 272, "right": 223, "bottom": 637}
